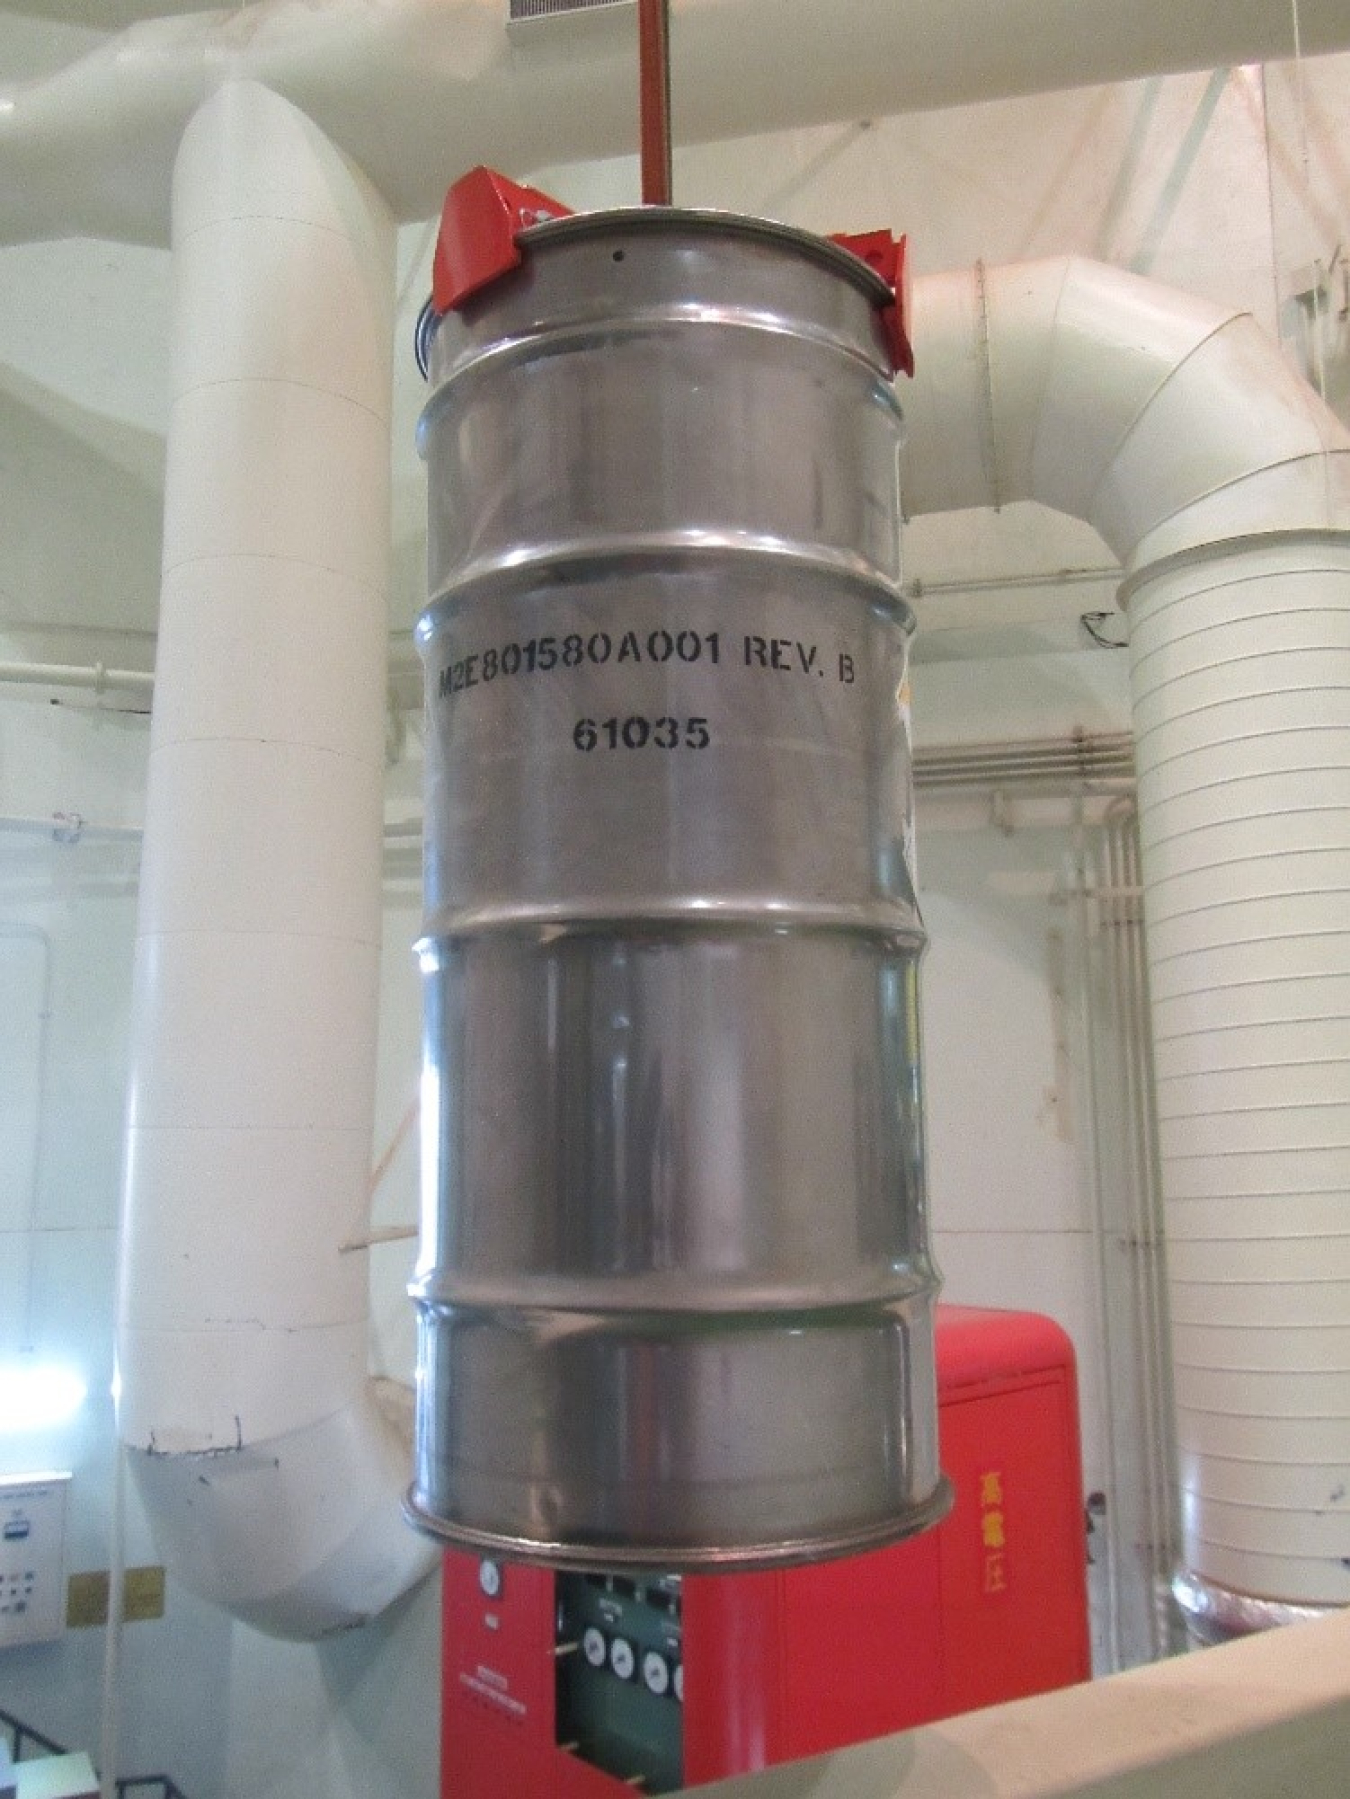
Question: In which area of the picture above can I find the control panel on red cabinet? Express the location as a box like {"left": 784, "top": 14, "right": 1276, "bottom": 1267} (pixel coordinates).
{"left": 555, "top": 1572, "right": 685, "bottom": 1793}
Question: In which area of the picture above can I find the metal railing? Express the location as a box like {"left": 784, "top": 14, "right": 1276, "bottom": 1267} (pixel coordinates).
{"left": 0, "top": 1709, "right": 189, "bottom": 1799}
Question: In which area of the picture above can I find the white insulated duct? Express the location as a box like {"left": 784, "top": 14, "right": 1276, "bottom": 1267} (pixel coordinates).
{"left": 4, "top": 0, "right": 1350, "bottom": 247}
{"left": 903, "top": 257, "right": 1350, "bottom": 1622}
{"left": 117, "top": 79, "right": 435, "bottom": 1639}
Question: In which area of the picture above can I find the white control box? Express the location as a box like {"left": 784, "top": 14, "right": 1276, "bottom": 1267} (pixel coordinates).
{"left": 0, "top": 1472, "right": 70, "bottom": 1648}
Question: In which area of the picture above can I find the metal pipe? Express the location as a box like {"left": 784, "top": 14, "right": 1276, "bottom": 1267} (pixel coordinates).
{"left": 902, "top": 566, "right": 1118, "bottom": 600}
{"left": 0, "top": 814, "right": 141, "bottom": 844}
{"left": 638, "top": 0, "right": 673, "bottom": 206}
{"left": 1073, "top": 812, "right": 1125, "bottom": 1671}
{"left": 0, "top": 660, "right": 152, "bottom": 699}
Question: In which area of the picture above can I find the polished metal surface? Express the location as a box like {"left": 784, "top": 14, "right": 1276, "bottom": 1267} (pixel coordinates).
{"left": 410, "top": 210, "right": 947, "bottom": 1567}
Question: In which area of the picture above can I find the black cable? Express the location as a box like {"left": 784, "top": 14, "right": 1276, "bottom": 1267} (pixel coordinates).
{"left": 1080, "top": 610, "right": 1128, "bottom": 649}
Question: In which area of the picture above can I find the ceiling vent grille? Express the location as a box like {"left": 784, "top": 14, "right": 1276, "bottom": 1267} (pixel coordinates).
{"left": 509, "top": 0, "right": 632, "bottom": 20}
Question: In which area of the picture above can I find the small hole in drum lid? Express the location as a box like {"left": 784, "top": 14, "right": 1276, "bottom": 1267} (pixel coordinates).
{"left": 612, "top": 250, "right": 626, "bottom": 263}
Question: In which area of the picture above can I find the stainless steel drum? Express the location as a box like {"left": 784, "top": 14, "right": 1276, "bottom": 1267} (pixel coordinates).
{"left": 408, "top": 207, "right": 949, "bottom": 1569}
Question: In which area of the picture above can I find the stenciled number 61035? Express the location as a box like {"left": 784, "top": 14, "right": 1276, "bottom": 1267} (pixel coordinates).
{"left": 574, "top": 716, "right": 710, "bottom": 752}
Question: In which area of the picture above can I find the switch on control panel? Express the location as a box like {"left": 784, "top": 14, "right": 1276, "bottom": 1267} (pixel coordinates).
{"left": 0, "top": 1472, "right": 70, "bottom": 1648}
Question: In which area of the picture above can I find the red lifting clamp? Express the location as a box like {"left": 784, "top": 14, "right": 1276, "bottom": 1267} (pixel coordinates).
{"left": 431, "top": 165, "right": 574, "bottom": 315}
{"left": 425, "top": 167, "right": 913, "bottom": 382}
{"left": 830, "top": 229, "right": 915, "bottom": 378}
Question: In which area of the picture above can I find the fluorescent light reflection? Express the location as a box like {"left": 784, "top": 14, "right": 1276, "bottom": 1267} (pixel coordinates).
{"left": 0, "top": 1362, "right": 88, "bottom": 1433}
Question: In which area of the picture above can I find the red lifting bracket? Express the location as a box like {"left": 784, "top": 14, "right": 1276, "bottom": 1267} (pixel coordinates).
{"left": 431, "top": 166, "right": 575, "bottom": 314}
{"left": 829, "top": 230, "right": 915, "bottom": 379}
{"left": 428, "top": 168, "right": 913, "bottom": 381}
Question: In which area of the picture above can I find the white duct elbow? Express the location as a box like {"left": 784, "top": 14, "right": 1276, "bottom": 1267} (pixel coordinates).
{"left": 129, "top": 1389, "right": 425, "bottom": 1640}
{"left": 902, "top": 254, "right": 1350, "bottom": 561}
{"left": 116, "top": 80, "right": 434, "bottom": 1640}
{"left": 905, "top": 256, "right": 1350, "bottom": 1621}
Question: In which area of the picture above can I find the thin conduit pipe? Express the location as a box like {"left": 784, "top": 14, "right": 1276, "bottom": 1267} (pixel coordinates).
{"left": 1120, "top": 811, "right": 1181, "bottom": 1653}
{"left": 0, "top": 816, "right": 141, "bottom": 844}
{"left": 1074, "top": 811, "right": 1126, "bottom": 1671}
{"left": 97, "top": 1442, "right": 126, "bottom": 1799}
{"left": 0, "top": 661, "right": 153, "bottom": 699}
{"left": 1101, "top": 819, "right": 1155, "bottom": 1640}
{"left": 0, "top": 924, "right": 54, "bottom": 1361}
{"left": 1105, "top": 808, "right": 1175, "bottom": 1656}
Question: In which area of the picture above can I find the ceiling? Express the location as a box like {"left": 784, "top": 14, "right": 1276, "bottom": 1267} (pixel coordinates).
{"left": 1, "top": 7, "right": 1346, "bottom": 675}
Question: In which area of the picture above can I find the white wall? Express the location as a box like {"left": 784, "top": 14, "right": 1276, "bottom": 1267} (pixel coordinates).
{"left": 911, "top": 652, "right": 1129, "bottom": 1500}
{"left": 0, "top": 41, "right": 1346, "bottom": 1799}
{"left": 0, "top": 695, "right": 440, "bottom": 1799}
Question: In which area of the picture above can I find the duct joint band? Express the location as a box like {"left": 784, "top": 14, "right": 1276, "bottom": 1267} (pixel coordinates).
{"left": 973, "top": 258, "right": 1003, "bottom": 514}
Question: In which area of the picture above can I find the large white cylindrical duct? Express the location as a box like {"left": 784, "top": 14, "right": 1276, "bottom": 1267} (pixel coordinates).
{"left": 4, "top": 0, "right": 1350, "bottom": 247}
{"left": 904, "top": 257, "right": 1350, "bottom": 1626}
{"left": 117, "top": 78, "right": 434, "bottom": 1639}
{"left": 1128, "top": 534, "right": 1350, "bottom": 1628}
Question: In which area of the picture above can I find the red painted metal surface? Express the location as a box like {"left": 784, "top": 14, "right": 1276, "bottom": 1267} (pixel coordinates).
{"left": 638, "top": 0, "right": 674, "bottom": 205}
{"left": 441, "top": 1307, "right": 1090, "bottom": 1796}
{"left": 430, "top": 166, "right": 573, "bottom": 314}
{"left": 427, "top": 170, "right": 913, "bottom": 381}
{"left": 829, "top": 229, "right": 915, "bottom": 377}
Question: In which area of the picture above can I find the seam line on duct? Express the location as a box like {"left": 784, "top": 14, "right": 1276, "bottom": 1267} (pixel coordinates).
{"left": 1188, "top": 1482, "right": 1350, "bottom": 1496}
{"left": 1170, "top": 1273, "right": 1350, "bottom": 1288}
{"left": 1152, "top": 906, "right": 1350, "bottom": 949}
{"left": 1149, "top": 888, "right": 1350, "bottom": 931}
{"left": 1126, "top": 541, "right": 1350, "bottom": 627}
{"left": 1140, "top": 723, "right": 1350, "bottom": 784}
{"left": 1133, "top": 647, "right": 1350, "bottom": 703}
{"left": 167, "top": 376, "right": 389, "bottom": 431}
{"left": 1164, "top": 1141, "right": 1350, "bottom": 1160}
{"left": 146, "top": 738, "right": 380, "bottom": 769}
{"left": 175, "top": 212, "right": 374, "bottom": 253}
{"left": 132, "top": 925, "right": 381, "bottom": 948}
{"left": 126, "top": 1124, "right": 373, "bottom": 1138}
{"left": 971, "top": 259, "right": 1002, "bottom": 512}
{"left": 1180, "top": 1408, "right": 1350, "bottom": 1422}
{"left": 924, "top": 1226, "right": 1091, "bottom": 1238}
{"left": 1144, "top": 832, "right": 1350, "bottom": 874}
{"left": 1167, "top": 1196, "right": 1350, "bottom": 1209}
{"left": 1154, "top": 1017, "right": 1350, "bottom": 1048}
{"left": 160, "top": 552, "right": 387, "bottom": 594}
{"left": 1141, "top": 780, "right": 1350, "bottom": 825}
{"left": 1156, "top": 1057, "right": 1350, "bottom": 1085}
{"left": 1129, "top": 604, "right": 1350, "bottom": 672}
{"left": 1131, "top": 642, "right": 1350, "bottom": 703}
{"left": 126, "top": 1121, "right": 369, "bottom": 1135}
{"left": 1015, "top": 258, "right": 1072, "bottom": 497}
{"left": 1176, "top": 1305, "right": 1350, "bottom": 1317}
{"left": 1151, "top": 966, "right": 1350, "bottom": 1007}
{"left": 1078, "top": 309, "right": 1242, "bottom": 538}
{"left": 1158, "top": 1099, "right": 1350, "bottom": 1124}
{"left": 1185, "top": 1450, "right": 1350, "bottom": 1468}
{"left": 162, "top": 548, "right": 391, "bottom": 587}
{"left": 1134, "top": 684, "right": 1350, "bottom": 747}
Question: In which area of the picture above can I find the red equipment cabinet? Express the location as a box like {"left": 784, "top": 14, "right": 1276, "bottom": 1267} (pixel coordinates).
{"left": 441, "top": 1307, "right": 1090, "bottom": 1797}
